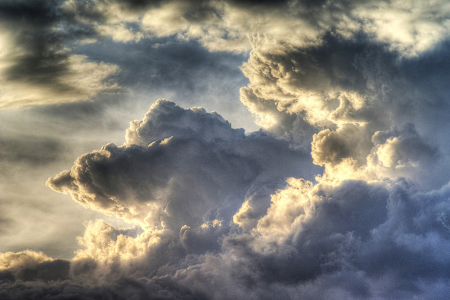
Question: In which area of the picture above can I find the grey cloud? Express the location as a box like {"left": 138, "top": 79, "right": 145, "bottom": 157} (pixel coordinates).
{"left": 240, "top": 32, "right": 450, "bottom": 137}
{"left": 0, "top": 251, "right": 69, "bottom": 282}
{"left": 370, "top": 123, "right": 439, "bottom": 169}
{"left": 224, "top": 181, "right": 389, "bottom": 285}
{"left": 3, "top": 152, "right": 450, "bottom": 299}
{"left": 241, "top": 32, "right": 450, "bottom": 187}
{"left": 0, "top": 0, "right": 70, "bottom": 85}
{"left": 240, "top": 87, "right": 318, "bottom": 148}
{"left": 4, "top": 0, "right": 450, "bottom": 299}
{"left": 79, "top": 38, "right": 247, "bottom": 92}
{"left": 48, "top": 100, "right": 318, "bottom": 228}
{"left": 14, "top": 260, "right": 70, "bottom": 282}
{"left": 189, "top": 177, "right": 450, "bottom": 299}
{"left": 0, "top": 0, "right": 120, "bottom": 107}
{"left": 240, "top": 34, "right": 393, "bottom": 129}
{"left": 0, "top": 0, "right": 62, "bottom": 26}
{"left": 0, "top": 136, "right": 65, "bottom": 166}
{"left": 34, "top": 98, "right": 450, "bottom": 299}
{"left": 216, "top": 179, "right": 450, "bottom": 299}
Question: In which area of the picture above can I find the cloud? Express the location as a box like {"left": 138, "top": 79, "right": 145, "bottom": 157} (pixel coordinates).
{"left": 3, "top": 0, "right": 449, "bottom": 107}
{"left": 0, "top": 251, "right": 69, "bottom": 282}
{"left": 47, "top": 100, "right": 318, "bottom": 228}
{"left": 0, "top": 0, "right": 120, "bottom": 108}
{"left": 239, "top": 31, "right": 450, "bottom": 190}
{"left": 353, "top": 0, "right": 450, "bottom": 56}
{"left": 0, "top": 135, "right": 64, "bottom": 166}
{"left": 62, "top": 0, "right": 450, "bottom": 57}
{"left": 6, "top": 177, "right": 450, "bottom": 299}
{"left": 3, "top": 0, "right": 450, "bottom": 299}
{"left": 18, "top": 100, "right": 444, "bottom": 299}
{"left": 0, "top": 99, "right": 448, "bottom": 298}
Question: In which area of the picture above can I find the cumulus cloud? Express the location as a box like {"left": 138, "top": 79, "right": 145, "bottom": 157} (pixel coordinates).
{"left": 240, "top": 31, "right": 450, "bottom": 188}
{"left": 24, "top": 101, "right": 450, "bottom": 299}
{"left": 5, "top": 176, "right": 450, "bottom": 299}
{"left": 3, "top": 0, "right": 450, "bottom": 299}
{"left": 47, "top": 100, "right": 318, "bottom": 229}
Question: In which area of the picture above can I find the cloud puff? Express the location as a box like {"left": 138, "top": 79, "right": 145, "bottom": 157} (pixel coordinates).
{"left": 310, "top": 122, "right": 439, "bottom": 183}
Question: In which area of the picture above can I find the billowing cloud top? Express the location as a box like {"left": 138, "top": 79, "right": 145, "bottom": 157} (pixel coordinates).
{"left": 47, "top": 99, "right": 317, "bottom": 229}
{"left": 2, "top": 0, "right": 450, "bottom": 299}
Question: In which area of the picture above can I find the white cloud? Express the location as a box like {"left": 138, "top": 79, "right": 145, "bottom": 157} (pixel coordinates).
{"left": 353, "top": 0, "right": 450, "bottom": 56}
{"left": 0, "top": 98, "right": 449, "bottom": 299}
{"left": 48, "top": 100, "right": 317, "bottom": 229}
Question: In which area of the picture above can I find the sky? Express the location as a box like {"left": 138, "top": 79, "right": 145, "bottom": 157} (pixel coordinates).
{"left": 2, "top": 0, "right": 450, "bottom": 299}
